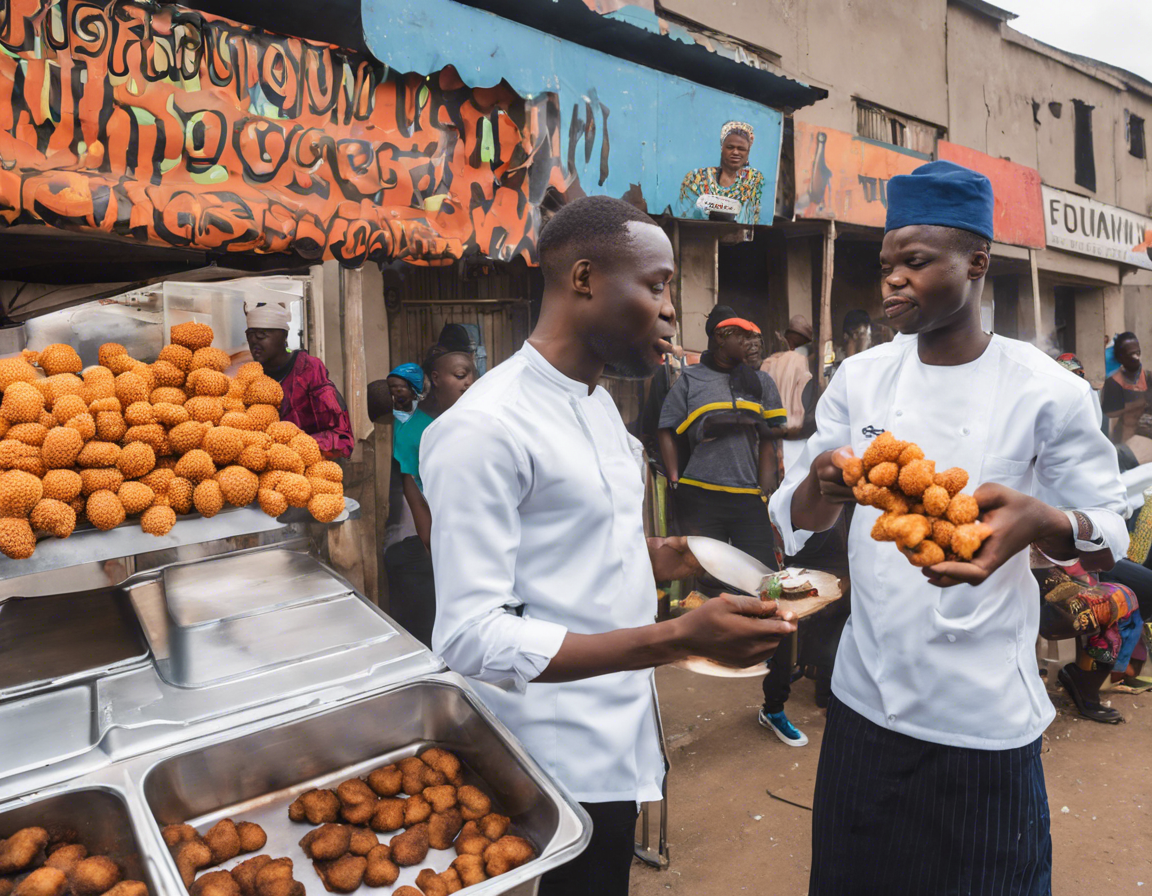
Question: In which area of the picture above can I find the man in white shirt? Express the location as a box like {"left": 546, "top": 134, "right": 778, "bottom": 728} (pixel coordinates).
{"left": 422, "top": 196, "right": 796, "bottom": 895}
{"left": 770, "top": 161, "right": 1128, "bottom": 895}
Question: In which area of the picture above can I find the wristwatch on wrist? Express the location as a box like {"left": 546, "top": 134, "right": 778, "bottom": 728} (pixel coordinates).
{"left": 1064, "top": 510, "right": 1105, "bottom": 552}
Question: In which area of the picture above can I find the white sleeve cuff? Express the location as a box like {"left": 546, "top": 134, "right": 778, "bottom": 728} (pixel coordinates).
{"left": 442, "top": 613, "right": 569, "bottom": 695}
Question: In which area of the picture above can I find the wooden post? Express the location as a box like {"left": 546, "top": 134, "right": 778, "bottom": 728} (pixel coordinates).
{"left": 818, "top": 220, "right": 836, "bottom": 388}
{"left": 1029, "top": 248, "right": 1042, "bottom": 343}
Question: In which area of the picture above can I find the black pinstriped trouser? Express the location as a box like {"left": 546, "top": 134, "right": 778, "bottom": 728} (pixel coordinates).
{"left": 810, "top": 697, "right": 1052, "bottom": 896}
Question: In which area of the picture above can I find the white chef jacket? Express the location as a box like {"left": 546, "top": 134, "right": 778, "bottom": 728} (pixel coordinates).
{"left": 420, "top": 343, "right": 664, "bottom": 803}
{"left": 770, "top": 335, "right": 1128, "bottom": 750}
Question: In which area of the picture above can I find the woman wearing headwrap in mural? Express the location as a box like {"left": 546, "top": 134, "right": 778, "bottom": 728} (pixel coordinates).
{"left": 675, "top": 121, "right": 765, "bottom": 225}
{"left": 244, "top": 300, "right": 354, "bottom": 459}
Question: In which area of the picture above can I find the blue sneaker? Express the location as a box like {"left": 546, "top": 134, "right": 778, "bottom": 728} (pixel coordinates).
{"left": 758, "top": 708, "right": 809, "bottom": 746}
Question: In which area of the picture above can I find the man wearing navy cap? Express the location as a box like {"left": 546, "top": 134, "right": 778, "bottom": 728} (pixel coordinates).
{"left": 770, "top": 161, "right": 1129, "bottom": 893}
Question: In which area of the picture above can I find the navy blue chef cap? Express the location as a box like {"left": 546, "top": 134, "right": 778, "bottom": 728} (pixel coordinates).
{"left": 885, "top": 160, "right": 994, "bottom": 241}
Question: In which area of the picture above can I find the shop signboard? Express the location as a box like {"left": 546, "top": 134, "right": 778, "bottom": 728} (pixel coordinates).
{"left": 1041, "top": 186, "right": 1152, "bottom": 270}
{"left": 937, "top": 143, "right": 1044, "bottom": 248}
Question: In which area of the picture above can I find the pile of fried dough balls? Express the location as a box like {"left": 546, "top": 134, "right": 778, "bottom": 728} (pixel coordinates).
{"left": 0, "top": 323, "right": 344, "bottom": 558}
{"left": 161, "top": 819, "right": 285, "bottom": 896}
{"left": 287, "top": 747, "right": 536, "bottom": 894}
{"left": 840, "top": 432, "right": 992, "bottom": 568}
{"left": 0, "top": 824, "right": 147, "bottom": 896}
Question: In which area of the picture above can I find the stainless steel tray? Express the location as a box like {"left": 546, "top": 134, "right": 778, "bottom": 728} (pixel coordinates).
{"left": 141, "top": 678, "right": 590, "bottom": 895}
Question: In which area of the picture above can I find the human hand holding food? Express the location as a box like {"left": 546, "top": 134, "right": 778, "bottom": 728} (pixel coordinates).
{"left": 815, "top": 448, "right": 857, "bottom": 504}
{"left": 647, "top": 535, "right": 703, "bottom": 581}
{"left": 674, "top": 593, "right": 797, "bottom": 667}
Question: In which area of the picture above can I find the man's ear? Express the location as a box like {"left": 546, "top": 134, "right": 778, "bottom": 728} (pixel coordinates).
{"left": 572, "top": 258, "right": 593, "bottom": 298}
{"left": 969, "top": 250, "right": 990, "bottom": 280}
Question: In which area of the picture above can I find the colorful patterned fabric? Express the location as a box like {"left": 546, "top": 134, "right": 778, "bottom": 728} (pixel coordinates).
{"left": 276, "top": 351, "right": 355, "bottom": 459}
{"left": 677, "top": 166, "right": 764, "bottom": 225}
{"left": 721, "top": 120, "right": 755, "bottom": 143}
{"left": 1037, "top": 567, "right": 1139, "bottom": 665}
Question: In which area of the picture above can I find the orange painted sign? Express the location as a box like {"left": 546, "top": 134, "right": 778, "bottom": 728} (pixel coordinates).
{"left": 937, "top": 142, "right": 1044, "bottom": 248}
{"left": 793, "top": 123, "right": 926, "bottom": 228}
{"left": 0, "top": 0, "right": 585, "bottom": 266}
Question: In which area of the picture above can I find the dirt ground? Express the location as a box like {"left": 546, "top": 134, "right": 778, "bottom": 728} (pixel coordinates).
{"left": 630, "top": 665, "right": 1152, "bottom": 895}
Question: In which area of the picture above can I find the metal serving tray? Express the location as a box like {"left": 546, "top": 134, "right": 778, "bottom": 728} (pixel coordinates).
{"left": 141, "top": 678, "right": 590, "bottom": 896}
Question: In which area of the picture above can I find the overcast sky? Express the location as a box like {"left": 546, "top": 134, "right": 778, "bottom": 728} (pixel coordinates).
{"left": 999, "top": 0, "right": 1152, "bottom": 82}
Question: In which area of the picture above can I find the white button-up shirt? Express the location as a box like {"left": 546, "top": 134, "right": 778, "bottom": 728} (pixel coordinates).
{"left": 770, "top": 335, "right": 1128, "bottom": 750}
{"left": 421, "top": 343, "right": 663, "bottom": 802}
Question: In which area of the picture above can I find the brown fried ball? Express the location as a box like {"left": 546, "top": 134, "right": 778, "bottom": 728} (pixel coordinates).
{"left": 234, "top": 361, "right": 263, "bottom": 383}
{"left": 266, "top": 422, "right": 300, "bottom": 445}
{"left": 403, "top": 794, "right": 432, "bottom": 827}
{"left": 151, "top": 404, "right": 188, "bottom": 429}
{"left": 69, "top": 856, "right": 121, "bottom": 896}
{"left": 245, "top": 377, "right": 283, "bottom": 408}
{"left": 171, "top": 321, "right": 215, "bottom": 351}
{"left": 98, "top": 343, "right": 127, "bottom": 368}
{"left": 289, "top": 434, "right": 322, "bottom": 467}
{"left": 439, "top": 869, "right": 463, "bottom": 895}
{"left": 427, "top": 808, "right": 464, "bottom": 851}
{"left": 852, "top": 481, "right": 880, "bottom": 507}
{"left": 897, "top": 443, "right": 926, "bottom": 467}
{"left": 86, "top": 490, "right": 126, "bottom": 530}
{"left": 483, "top": 835, "right": 536, "bottom": 877}
{"left": 158, "top": 343, "right": 194, "bottom": 372}
{"left": 388, "top": 825, "right": 429, "bottom": 867}
{"left": 189, "top": 870, "right": 239, "bottom": 896}
{"left": 890, "top": 514, "right": 931, "bottom": 550}
{"left": 309, "top": 478, "right": 342, "bottom": 497}
{"left": 39, "top": 427, "right": 82, "bottom": 470}
{"left": 242, "top": 430, "right": 272, "bottom": 449}
{"left": 952, "top": 522, "right": 994, "bottom": 561}
{"left": 11, "top": 456, "right": 45, "bottom": 477}
{"left": 194, "top": 480, "right": 224, "bottom": 518}
{"left": 222, "top": 397, "right": 246, "bottom": 414}
{"left": 450, "top": 855, "right": 487, "bottom": 886}
{"left": 414, "top": 869, "right": 448, "bottom": 896}
{"left": 87, "top": 395, "right": 121, "bottom": 414}
{"left": 921, "top": 484, "right": 951, "bottom": 518}
{"left": 267, "top": 444, "right": 304, "bottom": 475}
{"left": 945, "top": 493, "right": 980, "bottom": 526}
{"left": 0, "top": 827, "right": 49, "bottom": 873}
{"left": 140, "top": 468, "right": 176, "bottom": 494}
{"left": 398, "top": 758, "right": 429, "bottom": 795}
{"left": 123, "top": 401, "right": 156, "bottom": 427}
{"left": 204, "top": 427, "right": 244, "bottom": 464}
{"left": 867, "top": 461, "right": 899, "bottom": 487}
{"left": 0, "top": 439, "right": 38, "bottom": 469}
{"left": 175, "top": 449, "right": 216, "bottom": 483}
{"left": 307, "top": 460, "right": 343, "bottom": 484}
{"left": 77, "top": 441, "right": 120, "bottom": 470}
{"left": 257, "top": 489, "right": 288, "bottom": 518}
{"left": 185, "top": 396, "right": 225, "bottom": 425}
{"left": 95, "top": 411, "right": 128, "bottom": 442}
{"left": 187, "top": 369, "right": 231, "bottom": 398}
{"left": 903, "top": 539, "right": 945, "bottom": 568}
{"left": 231, "top": 855, "right": 271, "bottom": 896}
{"left": 8, "top": 422, "right": 47, "bottom": 446}
{"left": 871, "top": 512, "right": 899, "bottom": 543}
{"left": 254, "top": 858, "right": 300, "bottom": 896}
{"left": 81, "top": 374, "right": 116, "bottom": 407}
{"left": 392, "top": 889, "right": 423, "bottom": 896}
{"left": 13, "top": 867, "right": 66, "bottom": 896}
{"left": 30, "top": 499, "right": 76, "bottom": 538}
{"left": 258, "top": 470, "right": 285, "bottom": 491}
{"left": 44, "top": 844, "right": 87, "bottom": 874}
{"left": 308, "top": 494, "right": 344, "bottom": 523}
{"left": 347, "top": 828, "right": 379, "bottom": 858}
{"left": 203, "top": 819, "right": 242, "bottom": 865}
{"left": 169, "top": 421, "right": 208, "bottom": 454}
{"left": 151, "top": 360, "right": 186, "bottom": 388}
{"left": 367, "top": 765, "right": 402, "bottom": 798}
{"left": 897, "top": 459, "right": 936, "bottom": 498}
{"left": 105, "top": 354, "right": 138, "bottom": 376}
{"left": 52, "top": 393, "right": 88, "bottom": 425}
{"left": 456, "top": 785, "right": 492, "bottom": 821}
{"left": 0, "top": 469, "right": 43, "bottom": 516}
{"left": 476, "top": 814, "right": 510, "bottom": 841}
{"left": 1, "top": 382, "right": 45, "bottom": 424}
{"left": 0, "top": 357, "right": 38, "bottom": 391}
{"left": 190, "top": 347, "right": 231, "bottom": 373}
{"left": 362, "top": 845, "right": 398, "bottom": 887}
{"left": 299, "top": 824, "right": 351, "bottom": 862}
{"left": 930, "top": 518, "right": 957, "bottom": 548}
{"left": 44, "top": 373, "right": 85, "bottom": 405}
{"left": 423, "top": 785, "right": 457, "bottom": 814}
{"left": 314, "top": 855, "right": 366, "bottom": 894}
{"left": 861, "top": 431, "right": 904, "bottom": 469}
{"left": 934, "top": 467, "right": 970, "bottom": 497}
{"left": 151, "top": 387, "right": 187, "bottom": 406}
{"left": 66, "top": 412, "right": 97, "bottom": 442}
{"left": 453, "top": 830, "right": 490, "bottom": 858}
{"left": 102, "top": 881, "right": 147, "bottom": 896}
{"left": 113, "top": 373, "right": 149, "bottom": 408}
{"left": 336, "top": 779, "right": 379, "bottom": 826}
{"left": 216, "top": 466, "right": 258, "bottom": 507}
{"left": 275, "top": 473, "right": 311, "bottom": 508}
{"left": 160, "top": 824, "right": 199, "bottom": 848}
{"left": 220, "top": 412, "right": 255, "bottom": 432}
{"left": 118, "top": 441, "right": 156, "bottom": 479}
{"left": 368, "top": 799, "right": 405, "bottom": 833}
{"left": 36, "top": 344, "right": 82, "bottom": 377}
{"left": 122, "top": 424, "right": 167, "bottom": 454}
{"left": 238, "top": 445, "right": 268, "bottom": 473}
{"left": 246, "top": 405, "right": 279, "bottom": 430}
{"left": 288, "top": 789, "right": 341, "bottom": 825}
{"left": 235, "top": 822, "right": 266, "bottom": 854}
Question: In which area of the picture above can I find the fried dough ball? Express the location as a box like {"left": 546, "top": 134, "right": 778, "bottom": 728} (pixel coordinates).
{"left": 222, "top": 397, "right": 246, "bottom": 414}
{"left": 247, "top": 405, "right": 279, "bottom": 430}
{"left": 952, "top": 522, "right": 994, "bottom": 561}
{"left": 483, "top": 835, "right": 536, "bottom": 877}
{"left": 161, "top": 824, "right": 199, "bottom": 848}
{"left": 190, "top": 870, "right": 239, "bottom": 896}
{"left": 169, "top": 421, "right": 208, "bottom": 454}
{"left": 904, "top": 539, "right": 946, "bottom": 568}
{"left": 233, "top": 361, "right": 262, "bottom": 383}
{"left": 457, "top": 785, "right": 492, "bottom": 821}
{"left": 477, "top": 814, "right": 510, "bottom": 841}
{"left": 44, "top": 373, "right": 85, "bottom": 406}
{"left": 0, "top": 827, "right": 48, "bottom": 873}
{"left": 78, "top": 441, "right": 120, "bottom": 469}
{"left": 402, "top": 794, "right": 431, "bottom": 827}
{"left": 852, "top": 481, "right": 880, "bottom": 507}
{"left": 245, "top": 377, "right": 283, "bottom": 408}
{"left": 839, "top": 455, "right": 864, "bottom": 487}
{"left": 35, "top": 344, "right": 82, "bottom": 377}
{"left": 288, "top": 789, "right": 340, "bottom": 825}
{"left": 231, "top": 821, "right": 265, "bottom": 855}
{"left": 367, "top": 765, "right": 402, "bottom": 798}
{"left": 289, "top": 434, "right": 322, "bottom": 467}
{"left": 309, "top": 494, "right": 344, "bottom": 523}
{"left": 369, "top": 799, "right": 405, "bottom": 833}
{"left": 202, "top": 820, "right": 242, "bottom": 866}
{"left": 215, "top": 466, "right": 258, "bottom": 507}
{"left": 238, "top": 445, "right": 268, "bottom": 473}
{"left": 87, "top": 395, "right": 121, "bottom": 414}
{"left": 80, "top": 468, "right": 123, "bottom": 496}
{"left": 267, "top": 444, "right": 304, "bottom": 475}
{"left": 219, "top": 412, "right": 254, "bottom": 432}
{"left": 190, "top": 347, "right": 231, "bottom": 373}
{"left": 153, "top": 402, "right": 190, "bottom": 428}
{"left": 86, "top": 489, "right": 126, "bottom": 530}
{"left": 82, "top": 373, "right": 116, "bottom": 406}
{"left": 187, "top": 369, "right": 231, "bottom": 398}
{"left": 423, "top": 785, "right": 457, "bottom": 814}
{"left": 945, "top": 493, "right": 980, "bottom": 526}
{"left": 257, "top": 488, "right": 287, "bottom": 518}
{"left": 867, "top": 461, "right": 898, "bottom": 488}
{"left": 266, "top": 422, "right": 300, "bottom": 445}
{"left": 861, "top": 431, "right": 904, "bottom": 469}
{"left": 171, "top": 321, "right": 215, "bottom": 351}
{"left": 254, "top": 858, "right": 301, "bottom": 896}
{"left": 397, "top": 758, "right": 429, "bottom": 795}
{"left": 13, "top": 867, "right": 66, "bottom": 896}
{"left": 39, "top": 427, "right": 82, "bottom": 470}
{"left": 898, "top": 443, "right": 925, "bottom": 467}
{"left": 453, "top": 829, "right": 490, "bottom": 857}
{"left": 299, "top": 824, "right": 351, "bottom": 862}
{"left": 890, "top": 514, "right": 931, "bottom": 550}
{"left": 69, "top": 856, "right": 121, "bottom": 896}
{"left": 113, "top": 372, "right": 149, "bottom": 408}
{"left": 392, "top": 889, "right": 423, "bottom": 896}
{"left": 98, "top": 343, "right": 128, "bottom": 368}
{"left": 315, "top": 855, "right": 366, "bottom": 894}
{"left": 44, "top": 844, "right": 87, "bottom": 874}
{"left": 931, "top": 518, "right": 957, "bottom": 549}
{"left": 143, "top": 504, "right": 177, "bottom": 542}
{"left": 897, "top": 459, "right": 936, "bottom": 498}
{"left": 12, "top": 456, "right": 45, "bottom": 477}
{"left": 175, "top": 449, "right": 216, "bottom": 483}
{"left": 105, "top": 354, "right": 137, "bottom": 376}
{"left": 231, "top": 855, "right": 271, "bottom": 896}
{"left": 95, "top": 411, "right": 127, "bottom": 442}
{"left": 118, "top": 441, "right": 156, "bottom": 479}
{"left": 140, "top": 468, "right": 176, "bottom": 494}
{"left": 1, "top": 382, "right": 45, "bottom": 424}
{"left": 0, "top": 469, "right": 43, "bottom": 517}
{"left": 130, "top": 361, "right": 158, "bottom": 392}
{"left": 185, "top": 396, "right": 225, "bottom": 425}
{"left": 39, "top": 470, "right": 80, "bottom": 505}
{"left": 0, "top": 357, "right": 38, "bottom": 390}
{"left": 66, "top": 412, "right": 96, "bottom": 442}
{"left": 335, "top": 779, "right": 379, "bottom": 826}
{"left": 159, "top": 344, "right": 194, "bottom": 372}
{"left": 52, "top": 393, "right": 88, "bottom": 425}
{"left": 414, "top": 869, "right": 449, "bottom": 896}
{"left": 102, "top": 882, "right": 147, "bottom": 896}
{"left": 439, "top": 869, "right": 463, "bottom": 894}
{"left": 307, "top": 460, "right": 343, "bottom": 484}
{"left": 123, "top": 424, "right": 167, "bottom": 454}
{"left": 388, "top": 825, "right": 429, "bottom": 867}
{"left": 258, "top": 470, "right": 284, "bottom": 491}
{"left": 9, "top": 422, "right": 47, "bottom": 446}
{"left": 151, "top": 387, "right": 187, "bottom": 406}
{"left": 194, "top": 480, "right": 224, "bottom": 518}
{"left": 361, "top": 845, "right": 397, "bottom": 887}
{"left": 308, "top": 478, "right": 341, "bottom": 498}
{"left": 451, "top": 854, "right": 487, "bottom": 886}
{"left": 921, "top": 484, "right": 951, "bottom": 518}
{"left": 30, "top": 499, "right": 76, "bottom": 538}
{"left": 122, "top": 401, "right": 155, "bottom": 427}
{"left": 427, "top": 808, "right": 464, "bottom": 851}
{"left": 151, "top": 360, "right": 185, "bottom": 388}
{"left": 346, "top": 828, "right": 379, "bottom": 858}
{"left": 275, "top": 473, "right": 311, "bottom": 508}
{"left": 934, "top": 467, "right": 969, "bottom": 497}
{"left": 204, "top": 427, "right": 244, "bottom": 465}
{"left": 0, "top": 439, "right": 37, "bottom": 469}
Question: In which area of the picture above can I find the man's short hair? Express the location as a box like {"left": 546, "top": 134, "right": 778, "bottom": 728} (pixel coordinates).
{"left": 947, "top": 227, "right": 992, "bottom": 258}
{"left": 1116, "top": 331, "right": 1139, "bottom": 350}
{"left": 537, "top": 196, "right": 658, "bottom": 282}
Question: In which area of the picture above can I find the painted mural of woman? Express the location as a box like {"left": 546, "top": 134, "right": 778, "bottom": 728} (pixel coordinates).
{"left": 676, "top": 121, "right": 764, "bottom": 225}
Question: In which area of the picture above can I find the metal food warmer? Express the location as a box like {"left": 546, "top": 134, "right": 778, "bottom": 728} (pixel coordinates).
{"left": 0, "top": 511, "right": 590, "bottom": 896}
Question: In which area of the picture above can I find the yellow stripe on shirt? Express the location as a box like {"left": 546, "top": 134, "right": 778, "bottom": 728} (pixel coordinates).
{"left": 674, "top": 401, "right": 787, "bottom": 435}
{"left": 678, "top": 478, "right": 764, "bottom": 495}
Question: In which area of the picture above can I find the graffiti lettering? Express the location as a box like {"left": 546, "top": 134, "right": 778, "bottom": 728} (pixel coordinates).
{"left": 856, "top": 175, "right": 889, "bottom": 207}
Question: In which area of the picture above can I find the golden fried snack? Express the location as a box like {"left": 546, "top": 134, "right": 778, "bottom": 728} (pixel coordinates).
{"left": 190, "top": 347, "right": 231, "bottom": 373}
{"left": 44, "top": 844, "right": 86, "bottom": 875}
{"left": 921, "top": 484, "right": 951, "bottom": 518}
{"left": 367, "top": 765, "right": 402, "bottom": 798}
{"left": 403, "top": 794, "right": 432, "bottom": 827}
{"left": 275, "top": 473, "right": 310, "bottom": 509}
{"left": 867, "top": 461, "right": 898, "bottom": 487}
{"left": 453, "top": 831, "right": 491, "bottom": 857}
{"left": 171, "top": 322, "right": 215, "bottom": 351}
{"left": 315, "top": 855, "right": 366, "bottom": 894}
{"left": 253, "top": 858, "right": 301, "bottom": 896}
{"left": 66, "top": 412, "right": 97, "bottom": 442}
{"left": 299, "top": 825, "right": 351, "bottom": 862}
{"left": 0, "top": 827, "right": 49, "bottom": 873}
{"left": 44, "top": 374, "right": 85, "bottom": 406}
{"left": 476, "top": 814, "right": 510, "bottom": 841}
{"left": 456, "top": 785, "right": 492, "bottom": 821}
{"left": 219, "top": 412, "right": 255, "bottom": 432}
{"left": 414, "top": 869, "right": 448, "bottom": 896}
{"left": 897, "top": 443, "right": 925, "bottom": 467}
{"left": 904, "top": 539, "right": 945, "bottom": 568}
{"left": 0, "top": 357, "right": 38, "bottom": 390}
{"left": 423, "top": 785, "right": 457, "bottom": 814}
{"left": 257, "top": 489, "right": 287, "bottom": 518}
{"left": 952, "top": 522, "right": 994, "bottom": 561}
{"left": 0, "top": 469, "right": 43, "bottom": 516}
{"left": 308, "top": 495, "right": 344, "bottom": 523}
{"left": 388, "top": 825, "right": 429, "bottom": 867}
{"left": 1, "top": 382, "right": 46, "bottom": 425}
{"left": 897, "top": 459, "right": 936, "bottom": 498}
{"left": 36, "top": 344, "right": 82, "bottom": 377}
{"left": 152, "top": 360, "right": 186, "bottom": 389}
{"left": 450, "top": 855, "right": 487, "bottom": 887}
{"left": 95, "top": 411, "right": 128, "bottom": 442}
{"left": 483, "top": 835, "right": 535, "bottom": 876}
{"left": 347, "top": 828, "right": 378, "bottom": 857}
{"left": 14, "top": 867, "right": 67, "bottom": 896}
{"left": 118, "top": 481, "right": 155, "bottom": 515}
{"left": 151, "top": 387, "right": 186, "bottom": 406}
{"left": 159, "top": 344, "right": 194, "bottom": 372}
{"left": 37, "top": 470, "right": 80, "bottom": 504}
{"left": 873, "top": 487, "right": 909, "bottom": 515}
{"left": 169, "top": 421, "right": 208, "bottom": 454}
{"left": 861, "top": 431, "right": 904, "bottom": 469}
{"left": 235, "top": 361, "right": 264, "bottom": 383}
{"left": 127, "top": 362, "right": 156, "bottom": 392}
{"left": 77, "top": 441, "right": 120, "bottom": 470}
{"left": 9, "top": 423, "right": 47, "bottom": 446}
{"left": 175, "top": 449, "right": 216, "bottom": 483}
{"left": 190, "top": 870, "right": 239, "bottom": 896}
{"left": 361, "top": 845, "right": 397, "bottom": 888}
{"left": 852, "top": 481, "right": 880, "bottom": 507}
{"left": 307, "top": 461, "right": 343, "bottom": 484}
{"left": 222, "top": 398, "right": 246, "bottom": 414}
{"left": 238, "top": 445, "right": 268, "bottom": 473}
{"left": 193, "top": 480, "right": 224, "bottom": 518}
{"left": 160, "top": 476, "right": 191, "bottom": 514}
{"left": 161, "top": 824, "right": 199, "bottom": 848}
{"left": 0, "top": 518, "right": 37, "bottom": 558}
{"left": 122, "top": 424, "right": 167, "bottom": 455}
{"left": 267, "top": 445, "right": 304, "bottom": 475}
{"left": 369, "top": 799, "right": 405, "bottom": 833}
{"left": 187, "top": 369, "right": 231, "bottom": 398}
{"left": 69, "top": 856, "right": 121, "bottom": 896}
{"left": 288, "top": 789, "right": 340, "bottom": 825}
{"left": 0, "top": 439, "right": 38, "bottom": 469}
{"left": 945, "top": 493, "right": 979, "bottom": 526}
{"left": 106, "top": 354, "right": 138, "bottom": 376}
{"left": 427, "top": 808, "right": 463, "bottom": 850}
{"left": 154, "top": 403, "right": 190, "bottom": 428}
{"left": 245, "top": 378, "right": 283, "bottom": 408}
{"left": 288, "top": 434, "right": 322, "bottom": 467}
{"left": 87, "top": 490, "right": 126, "bottom": 530}
{"left": 392, "top": 889, "right": 423, "bottom": 896}
{"left": 336, "top": 779, "right": 379, "bottom": 826}
{"left": 266, "top": 422, "right": 300, "bottom": 445}
{"left": 101, "top": 882, "right": 147, "bottom": 896}
{"left": 870, "top": 513, "right": 898, "bottom": 543}
{"left": 214, "top": 466, "right": 258, "bottom": 507}
{"left": 931, "top": 518, "right": 957, "bottom": 548}
{"left": 30, "top": 498, "right": 76, "bottom": 538}
{"left": 113, "top": 373, "right": 149, "bottom": 408}
{"left": 185, "top": 397, "right": 225, "bottom": 425}
{"left": 123, "top": 402, "right": 155, "bottom": 427}
{"left": 246, "top": 405, "right": 279, "bottom": 430}
{"left": 203, "top": 819, "right": 242, "bottom": 865}
{"left": 53, "top": 394, "right": 89, "bottom": 425}
{"left": 231, "top": 855, "right": 272, "bottom": 896}
{"left": 235, "top": 823, "right": 266, "bottom": 854}
{"left": 890, "top": 514, "right": 931, "bottom": 550}
{"left": 118, "top": 442, "right": 157, "bottom": 479}
{"left": 309, "top": 478, "right": 342, "bottom": 497}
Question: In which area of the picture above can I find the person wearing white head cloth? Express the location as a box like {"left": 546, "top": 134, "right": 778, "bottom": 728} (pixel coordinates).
{"left": 245, "top": 300, "right": 354, "bottom": 459}
{"left": 675, "top": 120, "right": 764, "bottom": 224}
